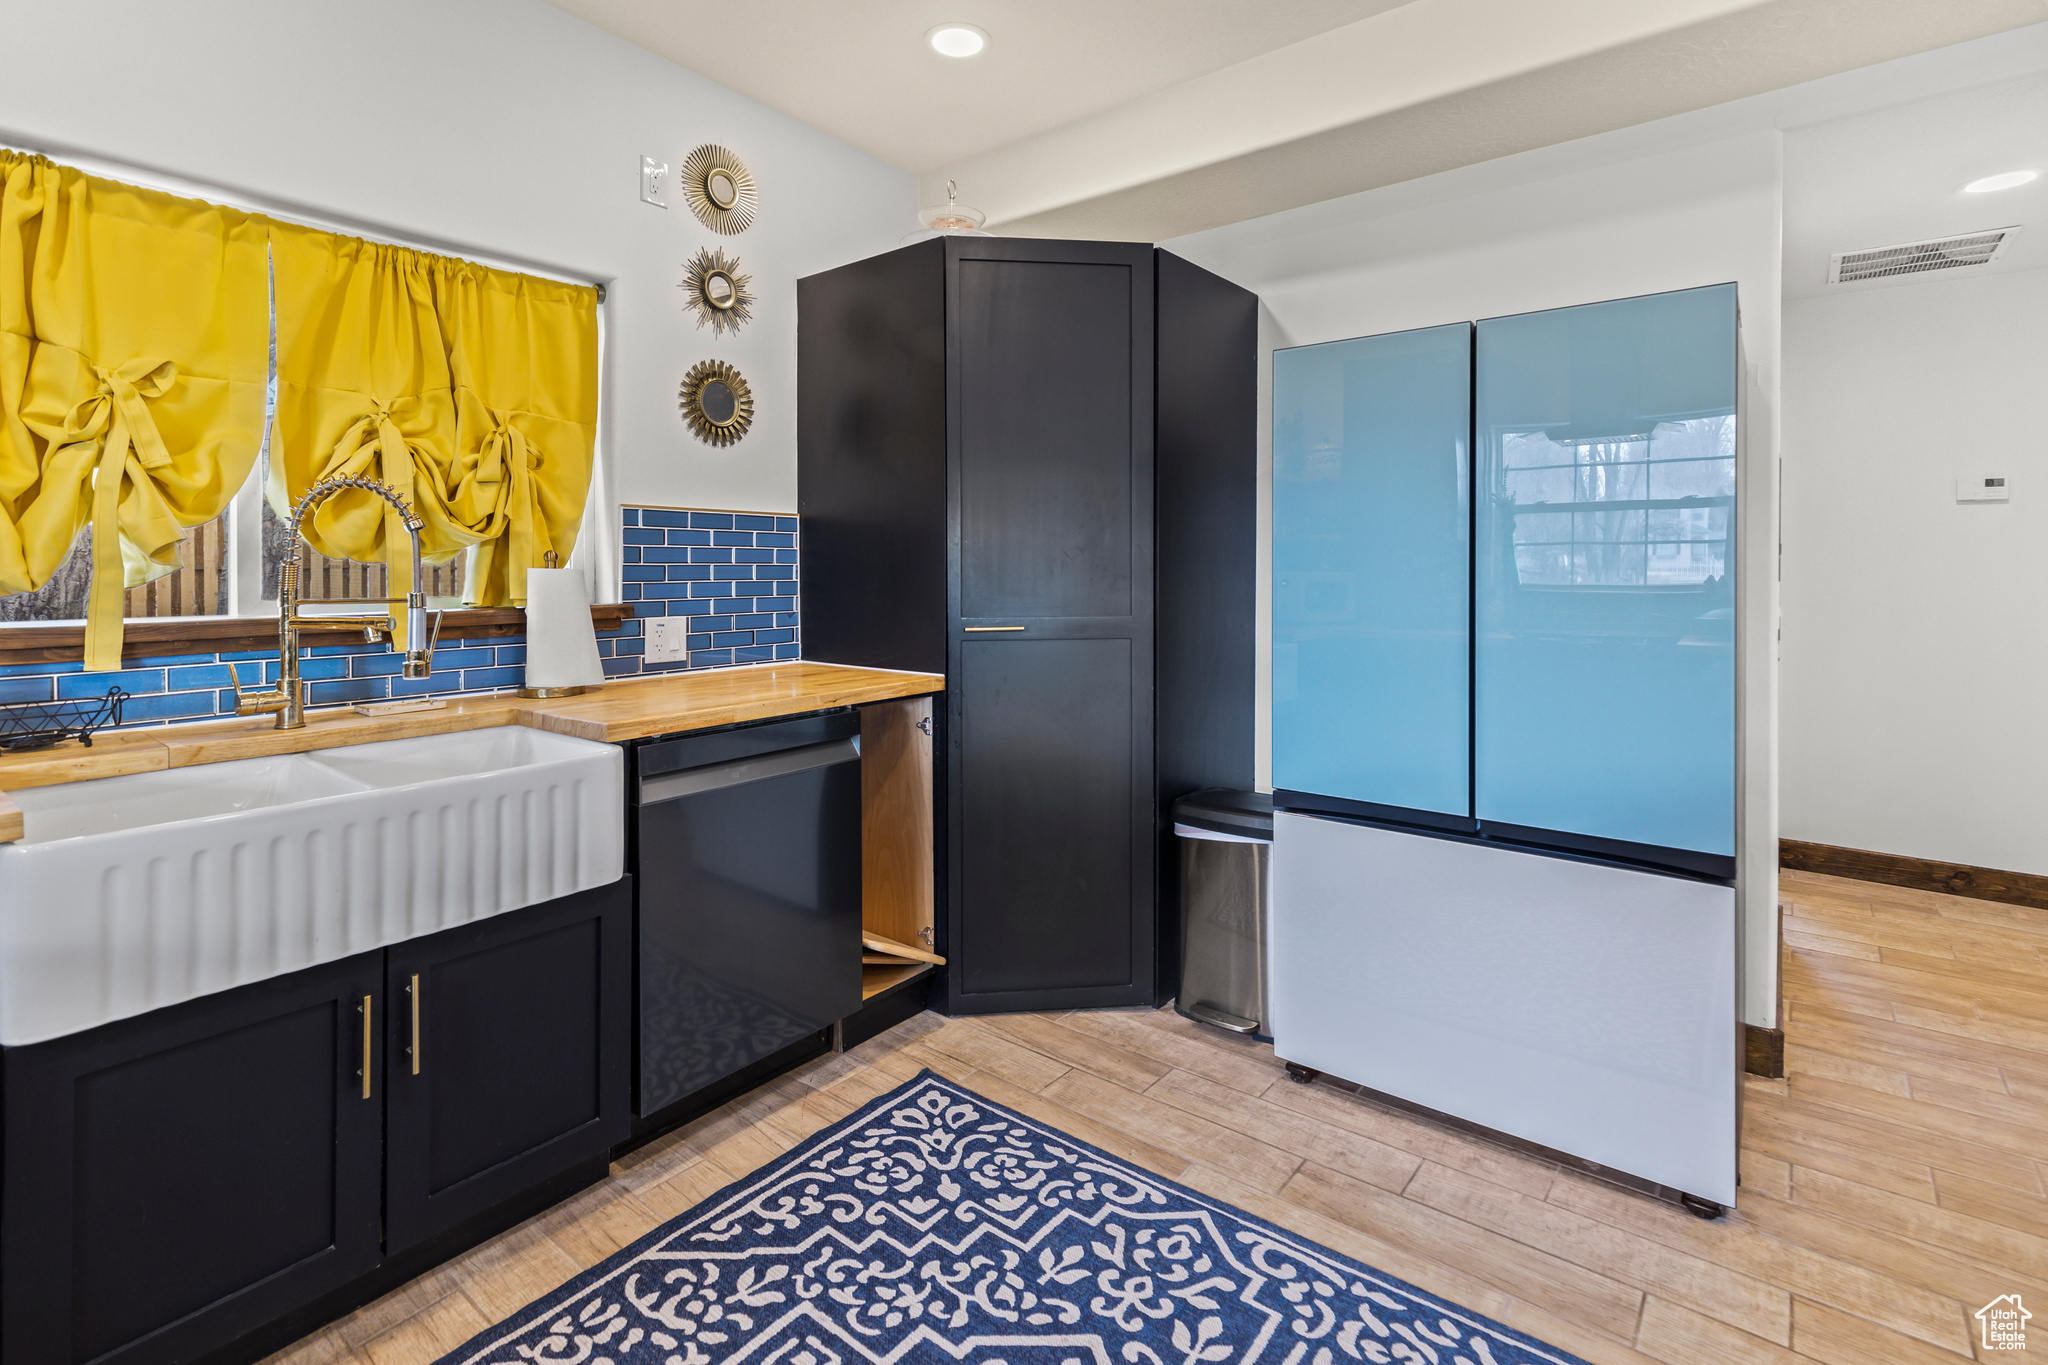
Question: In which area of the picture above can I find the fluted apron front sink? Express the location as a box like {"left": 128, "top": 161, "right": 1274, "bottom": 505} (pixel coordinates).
{"left": 0, "top": 726, "right": 623, "bottom": 1045}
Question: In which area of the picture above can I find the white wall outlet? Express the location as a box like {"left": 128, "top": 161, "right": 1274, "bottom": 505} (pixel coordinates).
{"left": 1957, "top": 474, "right": 2011, "bottom": 503}
{"left": 640, "top": 155, "right": 669, "bottom": 207}
{"left": 644, "top": 617, "right": 687, "bottom": 663}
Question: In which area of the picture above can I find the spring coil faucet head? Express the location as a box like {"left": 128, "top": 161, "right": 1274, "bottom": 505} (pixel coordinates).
{"left": 285, "top": 477, "right": 436, "bottom": 678}
{"left": 232, "top": 477, "right": 441, "bottom": 729}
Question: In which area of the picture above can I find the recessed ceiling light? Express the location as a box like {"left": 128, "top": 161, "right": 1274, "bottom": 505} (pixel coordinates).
{"left": 927, "top": 23, "right": 987, "bottom": 58}
{"left": 1964, "top": 170, "right": 2039, "bottom": 194}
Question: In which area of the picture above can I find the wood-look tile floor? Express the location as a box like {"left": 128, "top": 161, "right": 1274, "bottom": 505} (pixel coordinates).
{"left": 268, "top": 869, "right": 2048, "bottom": 1365}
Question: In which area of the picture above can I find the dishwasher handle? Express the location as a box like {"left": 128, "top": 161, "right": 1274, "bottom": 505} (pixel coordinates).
{"left": 639, "top": 737, "right": 860, "bottom": 805}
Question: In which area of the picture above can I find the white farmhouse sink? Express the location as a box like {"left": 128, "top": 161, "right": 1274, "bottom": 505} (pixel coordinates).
{"left": 0, "top": 726, "right": 623, "bottom": 1045}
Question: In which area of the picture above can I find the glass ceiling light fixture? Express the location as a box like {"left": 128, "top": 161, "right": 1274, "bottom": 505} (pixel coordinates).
{"left": 901, "top": 179, "right": 991, "bottom": 245}
{"left": 1964, "top": 170, "right": 2039, "bottom": 193}
{"left": 927, "top": 23, "right": 988, "bottom": 58}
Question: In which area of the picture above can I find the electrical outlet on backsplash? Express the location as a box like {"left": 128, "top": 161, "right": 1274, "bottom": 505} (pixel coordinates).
{"left": 643, "top": 618, "right": 687, "bottom": 664}
{"left": 0, "top": 506, "right": 800, "bottom": 730}
{"left": 618, "top": 506, "right": 799, "bottom": 675}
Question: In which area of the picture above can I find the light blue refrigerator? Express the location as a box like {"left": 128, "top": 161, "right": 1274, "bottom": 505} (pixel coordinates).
{"left": 1269, "top": 285, "right": 1742, "bottom": 1212}
{"left": 1271, "top": 322, "right": 1471, "bottom": 827}
{"left": 1474, "top": 285, "right": 1738, "bottom": 870}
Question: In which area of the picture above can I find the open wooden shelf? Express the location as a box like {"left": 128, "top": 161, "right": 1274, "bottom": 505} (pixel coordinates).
{"left": 862, "top": 930, "right": 943, "bottom": 966}
{"left": 0, "top": 605, "right": 635, "bottom": 668}
{"left": 856, "top": 695, "right": 940, "bottom": 1006}
{"left": 862, "top": 961, "right": 935, "bottom": 1000}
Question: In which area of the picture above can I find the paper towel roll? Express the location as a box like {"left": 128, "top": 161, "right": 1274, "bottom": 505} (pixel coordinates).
{"left": 522, "top": 568, "right": 606, "bottom": 691}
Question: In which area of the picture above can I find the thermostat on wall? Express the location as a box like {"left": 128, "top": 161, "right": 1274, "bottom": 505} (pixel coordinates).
{"left": 1957, "top": 474, "right": 2011, "bottom": 503}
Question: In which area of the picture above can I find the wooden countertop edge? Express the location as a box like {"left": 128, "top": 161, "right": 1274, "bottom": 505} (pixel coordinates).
{"left": 0, "top": 663, "right": 945, "bottom": 835}
{"left": 517, "top": 673, "right": 947, "bottom": 743}
{"left": 0, "top": 730, "right": 176, "bottom": 794}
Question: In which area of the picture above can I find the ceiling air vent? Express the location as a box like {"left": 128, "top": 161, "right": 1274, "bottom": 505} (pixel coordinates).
{"left": 1829, "top": 227, "right": 2018, "bottom": 284}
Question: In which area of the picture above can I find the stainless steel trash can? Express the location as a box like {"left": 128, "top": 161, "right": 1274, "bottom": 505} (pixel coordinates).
{"left": 1172, "top": 790, "right": 1273, "bottom": 1040}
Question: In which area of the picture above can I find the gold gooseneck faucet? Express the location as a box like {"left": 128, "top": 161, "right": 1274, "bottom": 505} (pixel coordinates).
{"left": 228, "top": 476, "right": 441, "bottom": 730}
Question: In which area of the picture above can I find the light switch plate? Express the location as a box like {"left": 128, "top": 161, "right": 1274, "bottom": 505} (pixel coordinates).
{"left": 645, "top": 617, "right": 687, "bottom": 663}
{"left": 640, "top": 155, "right": 670, "bottom": 208}
{"left": 1957, "top": 474, "right": 2011, "bottom": 502}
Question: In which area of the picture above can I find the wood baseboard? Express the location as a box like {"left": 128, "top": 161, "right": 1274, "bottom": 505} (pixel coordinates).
{"left": 1779, "top": 838, "right": 2048, "bottom": 913}
{"left": 1744, "top": 1023, "right": 1784, "bottom": 1079}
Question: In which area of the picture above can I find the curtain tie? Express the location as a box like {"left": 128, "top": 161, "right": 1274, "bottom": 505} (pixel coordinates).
{"left": 58, "top": 359, "right": 183, "bottom": 671}
{"left": 313, "top": 397, "right": 432, "bottom": 646}
{"left": 480, "top": 409, "right": 549, "bottom": 606}
{"left": 61, "top": 359, "right": 179, "bottom": 466}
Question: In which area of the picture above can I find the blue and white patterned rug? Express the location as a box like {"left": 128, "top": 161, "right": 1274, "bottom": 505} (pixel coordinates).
{"left": 437, "top": 1069, "right": 1589, "bottom": 1365}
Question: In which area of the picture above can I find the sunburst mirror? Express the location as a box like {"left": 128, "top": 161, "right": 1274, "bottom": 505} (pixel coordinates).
{"left": 681, "top": 247, "right": 754, "bottom": 336}
{"left": 681, "top": 144, "right": 757, "bottom": 234}
{"left": 679, "top": 359, "right": 754, "bottom": 447}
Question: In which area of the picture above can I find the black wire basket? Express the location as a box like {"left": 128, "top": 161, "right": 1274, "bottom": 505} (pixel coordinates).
{"left": 0, "top": 686, "right": 130, "bottom": 753}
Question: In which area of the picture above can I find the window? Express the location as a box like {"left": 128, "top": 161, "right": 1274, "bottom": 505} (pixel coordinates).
{"left": 0, "top": 510, "right": 467, "bottom": 627}
{"left": 0, "top": 145, "right": 607, "bottom": 638}
{"left": 0, "top": 448, "right": 467, "bottom": 627}
{"left": 0, "top": 518, "right": 229, "bottom": 623}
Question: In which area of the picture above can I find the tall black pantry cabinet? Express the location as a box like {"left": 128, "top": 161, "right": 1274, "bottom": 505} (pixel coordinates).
{"left": 799, "top": 237, "right": 1255, "bottom": 1014}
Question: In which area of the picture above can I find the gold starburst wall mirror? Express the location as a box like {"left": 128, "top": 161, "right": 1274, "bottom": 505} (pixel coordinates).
{"left": 681, "top": 247, "right": 754, "bottom": 336}
{"left": 679, "top": 359, "right": 754, "bottom": 447}
{"left": 682, "top": 145, "right": 757, "bottom": 234}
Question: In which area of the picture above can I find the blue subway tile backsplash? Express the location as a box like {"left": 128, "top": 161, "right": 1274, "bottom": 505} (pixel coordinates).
{"left": 612, "top": 505, "right": 800, "bottom": 680}
{"left": 0, "top": 504, "right": 801, "bottom": 734}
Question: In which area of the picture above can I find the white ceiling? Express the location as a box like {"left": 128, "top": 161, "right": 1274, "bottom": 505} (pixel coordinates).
{"left": 977, "top": 0, "right": 2048, "bottom": 241}
{"left": 1783, "top": 72, "right": 2048, "bottom": 299}
{"left": 547, "top": 0, "right": 2048, "bottom": 244}
{"left": 540, "top": 0, "right": 1413, "bottom": 172}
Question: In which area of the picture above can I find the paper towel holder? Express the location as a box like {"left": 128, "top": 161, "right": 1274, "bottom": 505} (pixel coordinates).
{"left": 517, "top": 551, "right": 596, "bottom": 699}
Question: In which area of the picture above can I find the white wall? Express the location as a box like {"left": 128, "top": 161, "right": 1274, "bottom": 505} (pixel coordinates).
{"left": 1165, "top": 125, "right": 1784, "bottom": 1027}
{"left": 1781, "top": 267, "right": 2048, "bottom": 874}
{"left": 0, "top": 0, "right": 913, "bottom": 524}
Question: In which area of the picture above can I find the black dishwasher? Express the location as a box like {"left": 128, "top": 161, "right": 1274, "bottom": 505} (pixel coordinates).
{"left": 630, "top": 711, "right": 863, "bottom": 1124}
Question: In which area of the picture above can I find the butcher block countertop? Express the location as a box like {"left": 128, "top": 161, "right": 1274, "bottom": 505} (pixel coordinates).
{"left": 0, "top": 661, "right": 943, "bottom": 839}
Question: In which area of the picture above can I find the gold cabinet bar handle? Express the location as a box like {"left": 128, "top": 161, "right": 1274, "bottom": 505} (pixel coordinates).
{"left": 963, "top": 626, "right": 1026, "bottom": 632}
{"left": 409, "top": 973, "right": 421, "bottom": 1075}
{"left": 359, "top": 994, "right": 373, "bottom": 1099}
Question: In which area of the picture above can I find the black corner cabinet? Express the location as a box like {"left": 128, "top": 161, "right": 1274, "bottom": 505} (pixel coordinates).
{"left": 1, "top": 878, "right": 630, "bottom": 1365}
{"left": 799, "top": 239, "right": 1255, "bottom": 1014}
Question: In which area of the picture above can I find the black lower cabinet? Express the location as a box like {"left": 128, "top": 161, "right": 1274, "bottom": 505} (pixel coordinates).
{"left": 956, "top": 637, "right": 1147, "bottom": 1008}
{"left": 2, "top": 953, "right": 384, "bottom": 1365}
{"left": 385, "top": 880, "right": 630, "bottom": 1253}
{"left": 0, "top": 878, "right": 631, "bottom": 1365}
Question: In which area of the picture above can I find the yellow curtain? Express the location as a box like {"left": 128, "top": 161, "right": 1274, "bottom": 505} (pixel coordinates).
{"left": 435, "top": 262, "right": 599, "bottom": 609}
{"left": 270, "top": 223, "right": 598, "bottom": 638}
{"left": 268, "top": 220, "right": 462, "bottom": 642}
{"left": 0, "top": 151, "right": 267, "bottom": 668}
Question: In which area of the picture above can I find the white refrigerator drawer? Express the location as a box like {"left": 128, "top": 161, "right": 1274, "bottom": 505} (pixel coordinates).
{"left": 1271, "top": 812, "right": 1738, "bottom": 1206}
